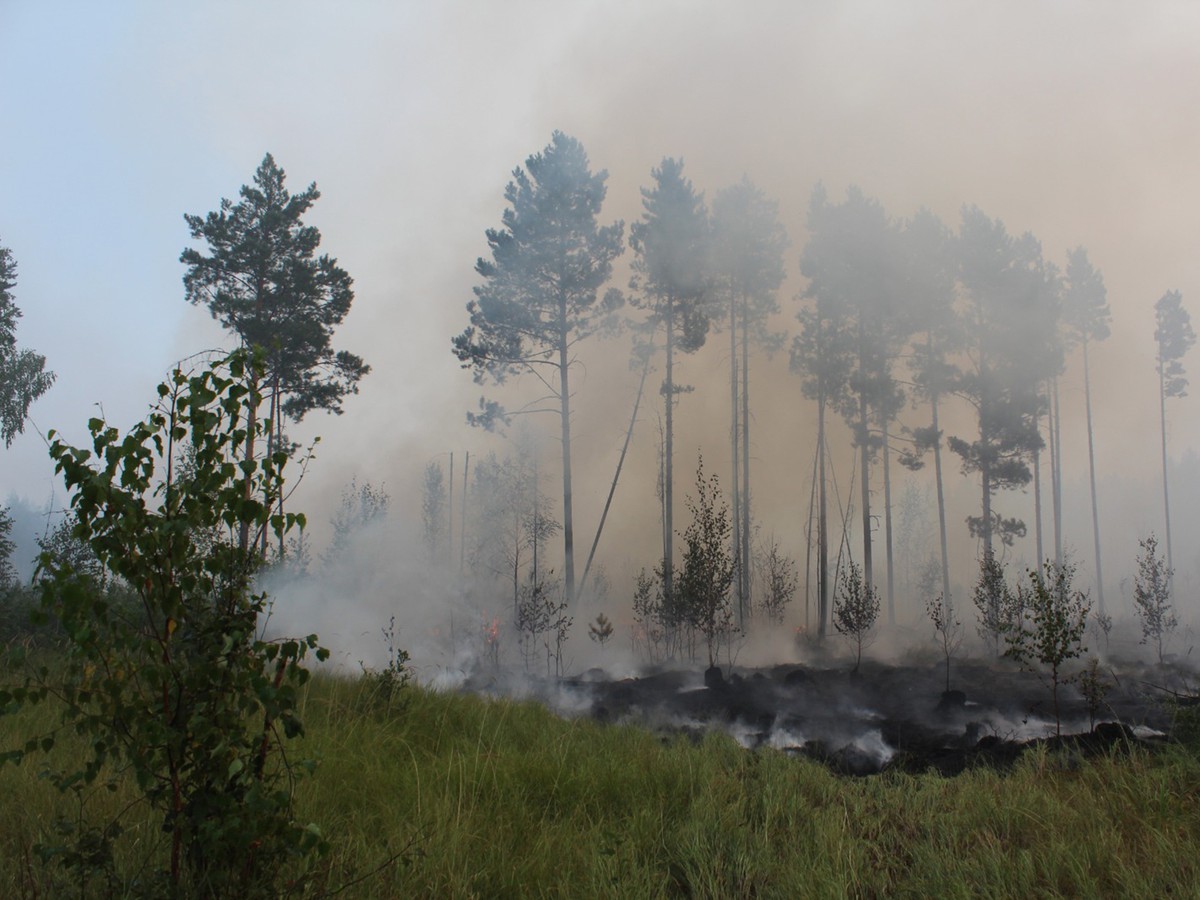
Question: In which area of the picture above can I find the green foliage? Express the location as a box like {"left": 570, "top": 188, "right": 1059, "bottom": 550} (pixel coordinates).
{"left": 1133, "top": 533, "right": 1177, "bottom": 664}
{"left": 753, "top": 536, "right": 798, "bottom": 626}
{"left": 323, "top": 476, "right": 389, "bottom": 569}
{"left": 677, "top": 458, "right": 736, "bottom": 667}
{"left": 834, "top": 560, "right": 880, "bottom": 673}
{"left": 6, "top": 673, "right": 1200, "bottom": 896}
{"left": 972, "top": 552, "right": 1020, "bottom": 657}
{"left": 359, "top": 616, "right": 410, "bottom": 717}
{"left": 452, "top": 131, "right": 624, "bottom": 407}
{"left": 420, "top": 460, "right": 446, "bottom": 563}
{"left": 926, "top": 592, "right": 963, "bottom": 693}
{"left": 1004, "top": 561, "right": 1092, "bottom": 737}
{"left": 0, "top": 505, "right": 15, "bottom": 588}
{"left": 1078, "top": 657, "right": 1110, "bottom": 732}
{"left": 182, "top": 154, "right": 369, "bottom": 423}
{"left": 948, "top": 207, "right": 1060, "bottom": 552}
{"left": 0, "top": 351, "right": 329, "bottom": 895}
{"left": 0, "top": 240, "right": 55, "bottom": 448}
{"left": 587, "top": 613, "right": 614, "bottom": 648}
{"left": 1154, "top": 289, "right": 1194, "bottom": 400}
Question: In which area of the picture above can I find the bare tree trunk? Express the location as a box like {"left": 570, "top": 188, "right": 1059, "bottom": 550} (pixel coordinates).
{"left": 448, "top": 452, "right": 455, "bottom": 572}
{"left": 1082, "top": 337, "right": 1105, "bottom": 612}
{"left": 882, "top": 422, "right": 895, "bottom": 627}
{"left": 1033, "top": 398, "right": 1044, "bottom": 570}
{"left": 1159, "top": 352, "right": 1174, "bottom": 576}
{"left": 817, "top": 373, "right": 830, "bottom": 639}
{"left": 858, "top": 394, "right": 873, "bottom": 592}
{"left": 729, "top": 293, "right": 742, "bottom": 626}
{"left": 558, "top": 320, "right": 576, "bottom": 605}
{"left": 461, "top": 451, "right": 470, "bottom": 575}
{"left": 1051, "top": 376, "right": 1063, "bottom": 566}
{"left": 931, "top": 391, "right": 952, "bottom": 614}
{"left": 663, "top": 296, "right": 675, "bottom": 600}
{"left": 741, "top": 294, "right": 752, "bottom": 625}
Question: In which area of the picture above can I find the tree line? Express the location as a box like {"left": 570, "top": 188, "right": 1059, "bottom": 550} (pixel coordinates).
{"left": 451, "top": 131, "right": 1195, "bottom": 641}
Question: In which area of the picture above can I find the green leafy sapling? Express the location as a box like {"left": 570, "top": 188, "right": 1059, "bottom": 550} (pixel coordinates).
{"left": 1, "top": 351, "right": 329, "bottom": 895}
{"left": 1133, "top": 533, "right": 1177, "bottom": 665}
{"left": 926, "top": 593, "right": 963, "bottom": 694}
{"left": 1004, "top": 561, "right": 1092, "bottom": 737}
{"left": 834, "top": 560, "right": 880, "bottom": 674}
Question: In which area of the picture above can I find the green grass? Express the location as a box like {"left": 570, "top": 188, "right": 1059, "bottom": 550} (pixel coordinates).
{"left": 4, "top": 668, "right": 1200, "bottom": 897}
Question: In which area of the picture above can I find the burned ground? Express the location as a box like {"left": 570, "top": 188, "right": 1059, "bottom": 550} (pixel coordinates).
{"left": 464, "top": 655, "right": 1193, "bottom": 776}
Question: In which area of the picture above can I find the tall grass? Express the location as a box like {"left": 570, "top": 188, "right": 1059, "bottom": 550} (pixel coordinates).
{"left": 3, "top": 667, "right": 1200, "bottom": 897}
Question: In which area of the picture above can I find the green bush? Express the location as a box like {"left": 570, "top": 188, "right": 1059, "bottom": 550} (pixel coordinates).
{"left": 0, "top": 351, "right": 328, "bottom": 896}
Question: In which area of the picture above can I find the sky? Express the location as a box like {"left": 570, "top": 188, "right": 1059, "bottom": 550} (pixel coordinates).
{"left": 3, "top": 1, "right": 1200, "bottom": 630}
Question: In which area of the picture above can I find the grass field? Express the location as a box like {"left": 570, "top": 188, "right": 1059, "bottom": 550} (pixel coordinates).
{"left": 3, "top": 667, "right": 1200, "bottom": 898}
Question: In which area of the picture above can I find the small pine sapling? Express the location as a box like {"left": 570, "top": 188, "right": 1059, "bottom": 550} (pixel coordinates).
{"left": 834, "top": 561, "right": 880, "bottom": 674}
{"left": 926, "top": 593, "right": 963, "bottom": 693}
{"left": 588, "top": 613, "right": 615, "bottom": 649}
{"left": 1133, "top": 534, "right": 1177, "bottom": 665}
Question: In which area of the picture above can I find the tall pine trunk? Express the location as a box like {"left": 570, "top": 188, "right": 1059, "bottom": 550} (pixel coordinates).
{"left": 557, "top": 307, "right": 576, "bottom": 605}
{"left": 729, "top": 293, "right": 743, "bottom": 626}
{"left": 741, "top": 294, "right": 752, "bottom": 625}
{"left": 1082, "top": 336, "right": 1105, "bottom": 612}
{"left": 930, "top": 390, "right": 952, "bottom": 613}
{"left": 882, "top": 423, "right": 895, "bottom": 627}
{"left": 817, "top": 390, "right": 829, "bottom": 638}
{"left": 1033, "top": 398, "right": 1044, "bottom": 569}
{"left": 663, "top": 295, "right": 675, "bottom": 600}
{"left": 1159, "top": 351, "right": 1174, "bottom": 576}
{"left": 1051, "top": 376, "right": 1064, "bottom": 566}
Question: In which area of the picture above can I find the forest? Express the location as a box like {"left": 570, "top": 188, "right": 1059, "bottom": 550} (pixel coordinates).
{"left": 2, "top": 102, "right": 1200, "bottom": 900}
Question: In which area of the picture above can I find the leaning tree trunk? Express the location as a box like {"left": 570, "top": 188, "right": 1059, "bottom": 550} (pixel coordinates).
{"left": 580, "top": 359, "right": 649, "bottom": 597}
{"left": 1082, "top": 335, "right": 1105, "bottom": 613}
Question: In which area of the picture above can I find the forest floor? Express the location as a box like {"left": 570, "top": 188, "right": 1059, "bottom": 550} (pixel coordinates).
{"left": 464, "top": 651, "right": 1195, "bottom": 776}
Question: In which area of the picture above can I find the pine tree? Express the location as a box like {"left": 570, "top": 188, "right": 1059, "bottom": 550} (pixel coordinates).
{"left": 453, "top": 132, "right": 624, "bottom": 605}
{"left": 949, "top": 207, "right": 1060, "bottom": 556}
{"left": 1153, "top": 289, "right": 1194, "bottom": 576}
{"left": 181, "top": 154, "right": 369, "bottom": 550}
{"left": 629, "top": 158, "right": 711, "bottom": 603}
{"left": 0, "top": 240, "right": 55, "bottom": 447}
{"left": 1062, "top": 247, "right": 1111, "bottom": 611}
{"left": 710, "top": 177, "right": 787, "bottom": 627}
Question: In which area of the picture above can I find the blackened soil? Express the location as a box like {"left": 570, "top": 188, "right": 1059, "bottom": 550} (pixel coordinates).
{"left": 551, "top": 658, "right": 1186, "bottom": 776}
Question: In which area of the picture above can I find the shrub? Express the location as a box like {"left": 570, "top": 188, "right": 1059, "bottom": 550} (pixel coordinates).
{"left": 0, "top": 352, "right": 329, "bottom": 895}
{"left": 834, "top": 561, "right": 879, "bottom": 673}
{"left": 1133, "top": 534, "right": 1177, "bottom": 665}
{"left": 1004, "top": 561, "right": 1091, "bottom": 737}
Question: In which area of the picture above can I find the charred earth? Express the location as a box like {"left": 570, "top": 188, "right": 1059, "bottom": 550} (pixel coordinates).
{"left": 462, "top": 657, "right": 1185, "bottom": 776}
